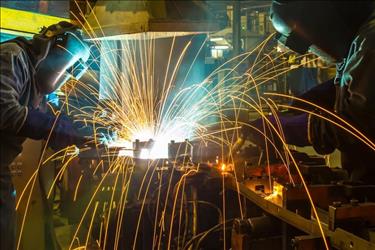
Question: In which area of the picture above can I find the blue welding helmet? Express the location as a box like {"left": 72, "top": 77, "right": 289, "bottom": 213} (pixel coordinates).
{"left": 269, "top": 1, "right": 373, "bottom": 62}
{"left": 34, "top": 22, "right": 90, "bottom": 94}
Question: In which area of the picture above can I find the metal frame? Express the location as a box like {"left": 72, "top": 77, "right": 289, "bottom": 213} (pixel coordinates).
{"left": 225, "top": 177, "right": 375, "bottom": 250}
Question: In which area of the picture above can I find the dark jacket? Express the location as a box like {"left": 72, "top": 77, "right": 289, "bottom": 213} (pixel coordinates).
{"left": 309, "top": 9, "right": 375, "bottom": 182}
{"left": 0, "top": 39, "right": 42, "bottom": 173}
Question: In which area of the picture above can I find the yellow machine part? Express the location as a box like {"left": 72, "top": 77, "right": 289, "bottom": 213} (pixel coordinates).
{"left": 0, "top": 7, "right": 71, "bottom": 37}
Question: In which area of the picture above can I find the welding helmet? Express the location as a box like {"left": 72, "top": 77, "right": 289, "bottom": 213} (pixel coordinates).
{"left": 270, "top": 1, "right": 373, "bottom": 62}
{"left": 33, "top": 21, "right": 90, "bottom": 94}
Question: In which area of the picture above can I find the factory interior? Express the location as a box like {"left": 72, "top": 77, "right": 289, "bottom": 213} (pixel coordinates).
{"left": 1, "top": 1, "right": 375, "bottom": 249}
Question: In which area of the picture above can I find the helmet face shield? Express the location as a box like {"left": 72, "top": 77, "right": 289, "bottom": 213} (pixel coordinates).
{"left": 270, "top": 2, "right": 311, "bottom": 55}
{"left": 67, "top": 58, "right": 89, "bottom": 80}
{"left": 35, "top": 29, "right": 91, "bottom": 94}
{"left": 270, "top": 0, "right": 368, "bottom": 61}
{"left": 62, "top": 31, "right": 90, "bottom": 84}
{"left": 275, "top": 31, "right": 311, "bottom": 55}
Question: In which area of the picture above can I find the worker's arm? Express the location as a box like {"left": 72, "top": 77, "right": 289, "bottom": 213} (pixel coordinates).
{"left": 241, "top": 79, "right": 336, "bottom": 151}
{"left": 18, "top": 109, "right": 87, "bottom": 150}
{"left": 309, "top": 34, "right": 375, "bottom": 154}
{"left": 0, "top": 43, "right": 30, "bottom": 133}
{"left": 290, "top": 78, "right": 336, "bottom": 113}
{"left": 0, "top": 43, "right": 86, "bottom": 150}
{"left": 242, "top": 113, "right": 309, "bottom": 147}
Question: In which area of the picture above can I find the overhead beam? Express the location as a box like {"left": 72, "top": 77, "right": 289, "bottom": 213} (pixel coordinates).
{"left": 0, "top": 7, "right": 71, "bottom": 36}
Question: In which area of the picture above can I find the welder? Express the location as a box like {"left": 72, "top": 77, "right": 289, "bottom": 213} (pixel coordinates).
{"left": 0, "top": 21, "right": 90, "bottom": 250}
{"left": 242, "top": 1, "right": 375, "bottom": 184}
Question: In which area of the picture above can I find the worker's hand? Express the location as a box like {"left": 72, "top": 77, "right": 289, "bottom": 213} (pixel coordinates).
{"left": 97, "top": 129, "right": 117, "bottom": 145}
{"left": 18, "top": 109, "right": 88, "bottom": 151}
{"left": 241, "top": 113, "right": 310, "bottom": 149}
{"left": 49, "top": 115, "right": 88, "bottom": 150}
{"left": 72, "top": 121, "right": 118, "bottom": 146}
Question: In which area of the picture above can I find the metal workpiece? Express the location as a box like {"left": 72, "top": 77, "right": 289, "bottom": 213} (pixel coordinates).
{"left": 15, "top": 135, "right": 374, "bottom": 250}
{"left": 291, "top": 235, "right": 329, "bottom": 250}
{"left": 223, "top": 149, "right": 375, "bottom": 249}
{"left": 329, "top": 202, "right": 375, "bottom": 231}
{"left": 232, "top": 215, "right": 280, "bottom": 237}
{"left": 225, "top": 176, "right": 375, "bottom": 250}
{"left": 168, "top": 139, "right": 193, "bottom": 161}
{"left": 73, "top": 141, "right": 375, "bottom": 249}
{"left": 231, "top": 215, "right": 282, "bottom": 250}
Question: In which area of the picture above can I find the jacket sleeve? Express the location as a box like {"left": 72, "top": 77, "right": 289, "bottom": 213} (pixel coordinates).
{"left": 290, "top": 78, "right": 336, "bottom": 113}
{"left": 309, "top": 34, "right": 375, "bottom": 154}
{"left": 0, "top": 43, "right": 31, "bottom": 133}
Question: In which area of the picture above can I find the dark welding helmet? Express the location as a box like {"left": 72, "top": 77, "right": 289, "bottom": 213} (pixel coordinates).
{"left": 270, "top": 1, "right": 373, "bottom": 62}
{"left": 33, "top": 21, "right": 90, "bottom": 94}
{"left": 270, "top": 2, "right": 311, "bottom": 55}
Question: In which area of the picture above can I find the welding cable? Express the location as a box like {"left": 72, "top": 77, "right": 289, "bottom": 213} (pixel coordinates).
{"left": 187, "top": 200, "right": 223, "bottom": 224}
{"left": 52, "top": 162, "right": 63, "bottom": 212}
{"left": 182, "top": 198, "right": 190, "bottom": 247}
{"left": 181, "top": 219, "right": 234, "bottom": 250}
{"left": 194, "top": 219, "right": 234, "bottom": 250}
{"left": 176, "top": 199, "right": 223, "bottom": 248}
{"left": 146, "top": 182, "right": 190, "bottom": 247}
{"left": 179, "top": 200, "right": 224, "bottom": 248}
{"left": 146, "top": 183, "right": 170, "bottom": 223}
{"left": 38, "top": 142, "right": 62, "bottom": 250}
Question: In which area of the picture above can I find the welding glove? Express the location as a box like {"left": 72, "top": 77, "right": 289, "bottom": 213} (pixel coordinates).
{"left": 18, "top": 109, "right": 87, "bottom": 151}
{"left": 98, "top": 129, "right": 117, "bottom": 145}
{"left": 242, "top": 113, "right": 310, "bottom": 149}
{"left": 72, "top": 121, "right": 117, "bottom": 146}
